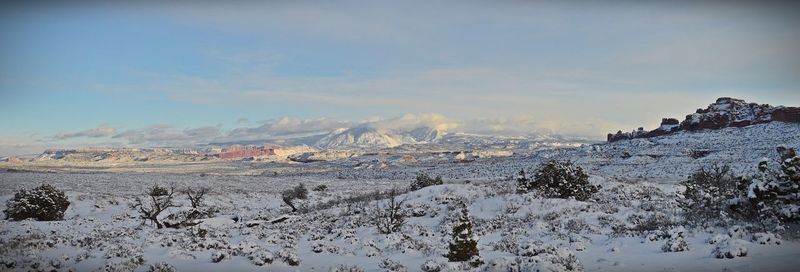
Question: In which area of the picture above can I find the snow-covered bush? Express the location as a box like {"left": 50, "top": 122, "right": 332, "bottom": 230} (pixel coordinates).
{"left": 410, "top": 173, "right": 443, "bottom": 191}
{"left": 485, "top": 241, "right": 583, "bottom": 272}
{"left": 379, "top": 258, "right": 407, "bottom": 272}
{"left": 278, "top": 248, "right": 300, "bottom": 266}
{"left": 311, "top": 240, "right": 339, "bottom": 254}
{"left": 4, "top": 184, "right": 70, "bottom": 221}
{"left": 707, "top": 234, "right": 729, "bottom": 245}
{"left": 625, "top": 211, "right": 677, "bottom": 234}
{"left": 281, "top": 183, "right": 308, "bottom": 212}
{"left": 313, "top": 184, "right": 328, "bottom": 192}
{"left": 712, "top": 238, "right": 748, "bottom": 259}
{"left": 729, "top": 146, "right": 800, "bottom": 231}
{"left": 727, "top": 225, "right": 749, "bottom": 239}
{"left": 210, "top": 251, "right": 226, "bottom": 263}
{"left": 331, "top": 264, "right": 366, "bottom": 272}
{"left": 517, "top": 160, "right": 598, "bottom": 201}
{"left": 447, "top": 204, "right": 483, "bottom": 267}
{"left": 679, "top": 164, "right": 738, "bottom": 226}
{"left": 751, "top": 232, "right": 782, "bottom": 245}
{"left": 248, "top": 250, "right": 274, "bottom": 266}
{"left": 420, "top": 259, "right": 443, "bottom": 272}
{"left": 147, "top": 262, "right": 177, "bottom": 272}
{"left": 661, "top": 227, "right": 689, "bottom": 252}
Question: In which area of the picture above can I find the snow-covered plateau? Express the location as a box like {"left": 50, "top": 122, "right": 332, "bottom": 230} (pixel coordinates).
{"left": 1, "top": 121, "right": 800, "bottom": 271}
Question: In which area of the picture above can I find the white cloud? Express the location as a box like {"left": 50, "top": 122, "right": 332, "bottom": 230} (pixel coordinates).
{"left": 52, "top": 125, "right": 117, "bottom": 140}
{"left": 112, "top": 124, "right": 222, "bottom": 146}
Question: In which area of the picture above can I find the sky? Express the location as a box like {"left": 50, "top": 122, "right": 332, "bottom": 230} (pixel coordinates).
{"left": 1, "top": 1, "right": 799, "bottom": 155}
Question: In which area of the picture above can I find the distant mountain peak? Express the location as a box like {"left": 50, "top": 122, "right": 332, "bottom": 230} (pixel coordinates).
{"left": 313, "top": 125, "right": 447, "bottom": 150}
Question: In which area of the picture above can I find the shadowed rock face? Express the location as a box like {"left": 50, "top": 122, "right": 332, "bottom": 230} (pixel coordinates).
{"left": 608, "top": 97, "right": 800, "bottom": 142}
{"left": 773, "top": 107, "right": 800, "bottom": 123}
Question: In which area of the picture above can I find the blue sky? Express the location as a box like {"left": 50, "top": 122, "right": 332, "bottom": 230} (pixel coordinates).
{"left": 1, "top": 1, "right": 799, "bottom": 155}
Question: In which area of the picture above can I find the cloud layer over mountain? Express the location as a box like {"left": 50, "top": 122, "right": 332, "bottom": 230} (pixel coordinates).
{"left": 41, "top": 113, "right": 588, "bottom": 148}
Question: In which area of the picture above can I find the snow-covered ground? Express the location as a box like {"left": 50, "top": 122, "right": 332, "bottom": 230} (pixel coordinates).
{"left": 1, "top": 122, "right": 799, "bottom": 271}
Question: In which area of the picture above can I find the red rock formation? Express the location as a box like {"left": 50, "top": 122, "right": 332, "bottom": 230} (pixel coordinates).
{"left": 607, "top": 97, "right": 800, "bottom": 142}
{"left": 773, "top": 107, "right": 800, "bottom": 123}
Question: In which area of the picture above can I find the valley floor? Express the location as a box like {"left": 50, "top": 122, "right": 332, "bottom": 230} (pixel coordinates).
{"left": 1, "top": 171, "right": 798, "bottom": 272}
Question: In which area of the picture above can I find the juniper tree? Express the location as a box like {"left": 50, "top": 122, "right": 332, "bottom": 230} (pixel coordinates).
{"left": 410, "top": 173, "right": 443, "bottom": 191}
{"left": 281, "top": 183, "right": 308, "bottom": 213}
{"left": 447, "top": 203, "right": 482, "bottom": 267}
{"left": 4, "top": 184, "right": 70, "bottom": 221}
{"left": 731, "top": 146, "right": 800, "bottom": 230}
{"left": 679, "top": 164, "right": 738, "bottom": 226}
{"left": 515, "top": 169, "right": 529, "bottom": 194}
{"left": 518, "top": 160, "right": 598, "bottom": 201}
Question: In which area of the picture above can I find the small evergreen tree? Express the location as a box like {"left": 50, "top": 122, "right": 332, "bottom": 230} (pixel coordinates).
{"left": 730, "top": 146, "right": 800, "bottom": 230}
{"left": 518, "top": 160, "right": 598, "bottom": 201}
{"left": 410, "top": 173, "right": 443, "bottom": 191}
{"left": 4, "top": 184, "right": 70, "bottom": 221}
{"left": 447, "top": 204, "right": 483, "bottom": 267}
{"left": 679, "top": 164, "right": 738, "bottom": 226}
{"left": 515, "top": 169, "right": 529, "bottom": 194}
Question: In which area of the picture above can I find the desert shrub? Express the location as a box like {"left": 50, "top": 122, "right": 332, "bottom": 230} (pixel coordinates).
{"left": 729, "top": 146, "right": 800, "bottom": 231}
{"left": 379, "top": 258, "right": 407, "bottom": 272}
{"left": 248, "top": 250, "right": 274, "bottom": 266}
{"left": 420, "top": 259, "right": 443, "bottom": 272}
{"left": 661, "top": 227, "right": 689, "bottom": 252}
{"left": 712, "top": 237, "right": 747, "bottom": 259}
{"left": 484, "top": 241, "right": 583, "bottom": 272}
{"left": 185, "top": 187, "right": 209, "bottom": 209}
{"left": 4, "top": 184, "right": 70, "bottom": 221}
{"left": 626, "top": 212, "right": 677, "bottom": 234}
{"left": 515, "top": 169, "right": 529, "bottom": 194}
{"left": 517, "top": 160, "right": 598, "bottom": 201}
{"left": 331, "top": 264, "right": 365, "bottom": 272}
{"left": 447, "top": 204, "right": 483, "bottom": 267}
{"left": 313, "top": 184, "right": 328, "bottom": 192}
{"left": 147, "top": 262, "right": 177, "bottom": 272}
{"left": 373, "top": 189, "right": 406, "bottom": 234}
{"left": 160, "top": 186, "right": 216, "bottom": 229}
{"left": 410, "top": 173, "right": 443, "bottom": 191}
{"left": 281, "top": 183, "right": 308, "bottom": 212}
{"left": 210, "top": 251, "right": 226, "bottom": 263}
{"left": 277, "top": 248, "right": 300, "bottom": 266}
{"left": 679, "top": 164, "right": 738, "bottom": 226}
{"left": 132, "top": 184, "right": 176, "bottom": 229}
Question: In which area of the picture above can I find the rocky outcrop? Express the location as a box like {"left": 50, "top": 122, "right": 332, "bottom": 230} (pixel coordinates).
{"left": 773, "top": 107, "right": 800, "bottom": 123}
{"left": 608, "top": 97, "right": 800, "bottom": 142}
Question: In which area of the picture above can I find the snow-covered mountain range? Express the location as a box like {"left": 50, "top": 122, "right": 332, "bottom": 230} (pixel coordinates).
{"left": 314, "top": 126, "right": 443, "bottom": 149}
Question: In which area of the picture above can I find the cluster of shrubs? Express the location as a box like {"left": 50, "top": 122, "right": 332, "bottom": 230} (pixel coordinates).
{"left": 681, "top": 146, "right": 800, "bottom": 232}
{"left": 516, "top": 160, "right": 598, "bottom": 201}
